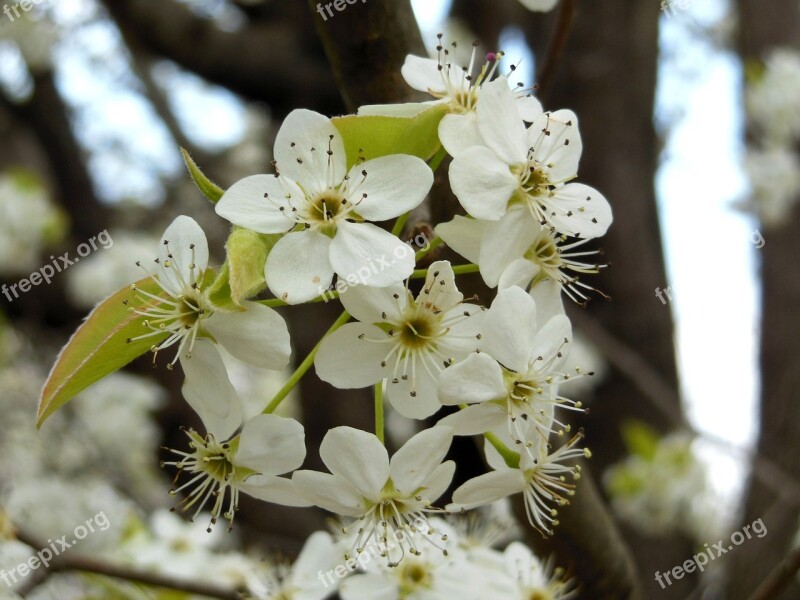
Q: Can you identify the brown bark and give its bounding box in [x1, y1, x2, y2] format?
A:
[729, 3, 800, 599]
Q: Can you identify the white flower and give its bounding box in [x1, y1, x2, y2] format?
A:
[251, 531, 339, 600]
[449, 77, 611, 239]
[360, 43, 543, 158]
[293, 426, 455, 566]
[501, 542, 573, 599]
[518, 0, 560, 12]
[743, 145, 800, 227]
[746, 48, 800, 145]
[163, 342, 309, 530]
[448, 430, 588, 536]
[438, 286, 582, 450]
[216, 109, 433, 304]
[128, 215, 291, 373]
[436, 209, 607, 303]
[314, 261, 484, 419]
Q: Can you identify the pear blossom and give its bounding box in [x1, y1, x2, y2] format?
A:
[293, 426, 456, 566]
[448, 430, 588, 535]
[163, 340, 309, 530]
[359, 40, 543, 157]
[438, 286, 583, 450]
[314, 261, 483, 419]
[436, 208, 606, 303]
[215, 109, 433, 304]
[128, 215, 291, 372]
[746, 48, 800, 145]
[501, 542, 574, 599]
[449, 77, 611, 239]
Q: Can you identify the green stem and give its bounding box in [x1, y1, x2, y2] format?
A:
[484, 432, 521, 469]
[259, 289, 338, 308]
[374, 381, 385, 444]
[391, 212, 410, 237]
[429, 145, 448, 172]
[415, 236, 443, 262]
[410, 263, 479, 279]
[263, 311, 351, 414]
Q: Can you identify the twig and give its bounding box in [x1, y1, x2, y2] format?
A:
[536, 0, 577, 100]
[13, 528, 242, 600]
[746, 545, 800, 600]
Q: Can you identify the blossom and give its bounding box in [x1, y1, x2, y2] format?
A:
[449, 76, 611, 239]
[216, 109, 433, 304]
[438, 286, 582, 450]
[127, 215, 291, 372]
[436, 209, 607, 303]
[360, 40, 542, 157]
[293, 426, 455, 566]
[314, 261, 483, 419]
[742, 145, 800, 228]
[448, 429, 588, 535]
[746, 48, 800, 145]
[501, 542, 574, 599]
[163, 340, 309, 530]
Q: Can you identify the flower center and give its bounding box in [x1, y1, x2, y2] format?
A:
[520, 162, 552, 196]
[306, 191, 348, 234]
[524, 233, 563, 273]
[398, 561, 433, 594]
[451, 88, 479, 113]
[398, 312, 438, 350]
[527, 591, 553, 600]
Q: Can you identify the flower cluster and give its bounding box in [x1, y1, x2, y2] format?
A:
[743, 48, 800, 226]
[37, 36, 613, 589]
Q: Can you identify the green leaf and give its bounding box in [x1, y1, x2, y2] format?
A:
[332, 104, 448, 169]
[207, 228, 281, 309]
[180, 147, 224, 203]
[37, 278, 170, 427]
[620, 420, 661, 461]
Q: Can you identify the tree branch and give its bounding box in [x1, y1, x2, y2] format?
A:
[746, 545, 800, 600]
[536, 0, 577, 100]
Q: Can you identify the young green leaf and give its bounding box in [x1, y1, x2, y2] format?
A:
[37, 278, 169, 427]
[180, 147, 224, 203]
[620, 420, 661, 461]
[332, 104, 448, 169]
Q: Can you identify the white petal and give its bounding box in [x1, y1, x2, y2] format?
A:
[386, 368, 442, 420]
[329, 222, 415, 287]
[438, 403, 507, 436]
[320, 427, 389, 499]
[389, 427, 453, 496]
[435, 216, 487, 264]
[358, 101, 440, 117]
[484, 436, 510, 471]
[498, 258, 540, 290]
[448, 470, 526, 511]
[416, 260, 462, 312]
[180, 340, 242, 440]
[274, 109, 346, 192]
[291, 531, 338, 582]
[348, 155, 433, 221]
[401, 54, 451, 94]
[339, 282, 407, 324]
[516, 95, 544, 122]
[341, 573, 398, 600]
[439, 113, 484, 157]
[314, 323, 389, 388]
[480, 286, 538, 373]
[420, 460, 456, 502]
[239, 474, 311, 507]
[215, 175, 297, 234]
[438, 303, 484, 355]
[450, 146, 517, 220]
[529, 109, 582, 182]
[479, 207, 540, 287]
[529, 314, 572, 371]
[292, 470, 366, 516]
[236, 414, 306, 475]
[204, 301, 291, 370]
[265, 230, 334, 304]
[545, 183, 613, 239]
[476, 77, 528, 165]
[158, 216, 209, 297]
[437, 353, 506, 405]
[529, 279, 565, 323]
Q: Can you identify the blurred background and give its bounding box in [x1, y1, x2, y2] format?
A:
[0, 0, 798, 598]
